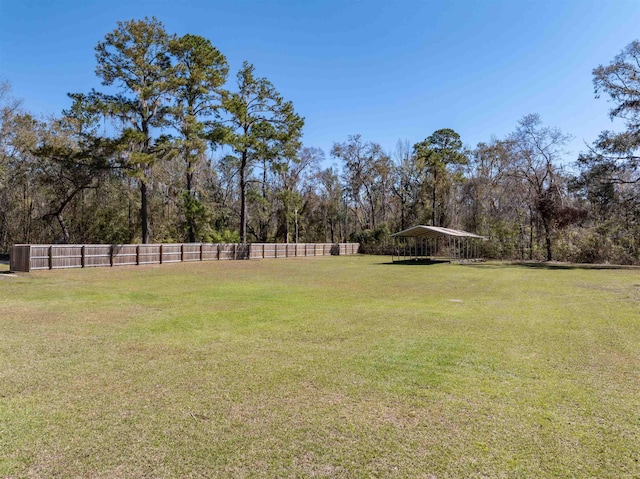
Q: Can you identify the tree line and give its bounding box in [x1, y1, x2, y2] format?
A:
[1, 18, 638, 263]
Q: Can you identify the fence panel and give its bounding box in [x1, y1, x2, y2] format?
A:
[182, 243, 201, 262]
[160, 244, 181, 263]
[138, 245, 161, 265]
[249, 244, 262, 259]
[263, 244, 276, 259]
[112, 245, 137, 266]
[31, 245, 52, 270]
[10, 242, 359, 272]
[236, 244, 249, 260]
[51, 245, 82, 269]
[84, 245, 111, 267]
[201, 243, 218, 261]
[218, 244, 235, 260]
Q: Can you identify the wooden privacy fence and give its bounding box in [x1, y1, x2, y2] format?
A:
[9, 242, 360, 272]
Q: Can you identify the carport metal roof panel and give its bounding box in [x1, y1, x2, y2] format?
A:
[390, 225, 485, 240]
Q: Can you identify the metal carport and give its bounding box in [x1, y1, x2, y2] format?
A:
[390, 225, 485, 263]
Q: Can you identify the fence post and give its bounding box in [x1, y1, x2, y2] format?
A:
[109, 245, 114, 267]
[181, 244, 184, 262]
[48, 245, 53, 270]
[136, 245, 140, 265]
[81, 245, 86, 268]
[159, 244, 163, 264]
[200, 243, 203, 261]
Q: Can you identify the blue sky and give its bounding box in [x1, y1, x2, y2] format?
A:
[1, 0, 639, 167]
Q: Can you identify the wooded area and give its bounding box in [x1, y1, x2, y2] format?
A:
[1, 18, 638, 263]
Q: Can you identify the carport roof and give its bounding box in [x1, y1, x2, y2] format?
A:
[390, 225, 485, 240]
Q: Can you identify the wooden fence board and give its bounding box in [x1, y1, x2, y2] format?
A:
[182, 243, 201, 262]
[201, 244, 218, 261]
[112, 245, 137, 266]
[161, 244, 181, 263]
[51, 245, 82, 269]
[138, 245, 161, 265]
[30, 245, 52, 270]
[84, 245, 112, 267]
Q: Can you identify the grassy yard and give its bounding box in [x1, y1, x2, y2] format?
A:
[1, 256, 639, 478]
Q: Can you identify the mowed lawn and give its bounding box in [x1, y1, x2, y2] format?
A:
[1, 256, 639, 478]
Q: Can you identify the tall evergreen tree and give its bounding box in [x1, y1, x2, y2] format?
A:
[218, 62, 304, 243]
[413, 129, 467, 227]
[170, 34, 228, 242]
[88, 17, 178, 243]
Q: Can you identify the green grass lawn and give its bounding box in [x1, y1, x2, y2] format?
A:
[1, 256, 639, 478]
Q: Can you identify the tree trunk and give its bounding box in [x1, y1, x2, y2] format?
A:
[56, 213, 70, 244]
[239, 153, 248, 244]
[529, 218, 534, 261]
[431, 170, 438, 226]
[127, 179, 135, 243]
[542, 218, 553, 261]
[260, 160, 268, 242]
[140, 179, 149, 244]
[285, 207, 290, 244]
[186, 166, 196, 243]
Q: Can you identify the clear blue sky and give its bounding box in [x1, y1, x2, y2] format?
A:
[1, 0, 639, 167]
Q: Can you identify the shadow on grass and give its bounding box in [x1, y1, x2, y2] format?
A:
[377, 258, 639, 270]
[0, 257, 11, 274]
[467, 261, 639, 271]
[379, 259, 451, 266]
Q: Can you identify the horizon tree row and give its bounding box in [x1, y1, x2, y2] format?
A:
[0, 20, 638, 263]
